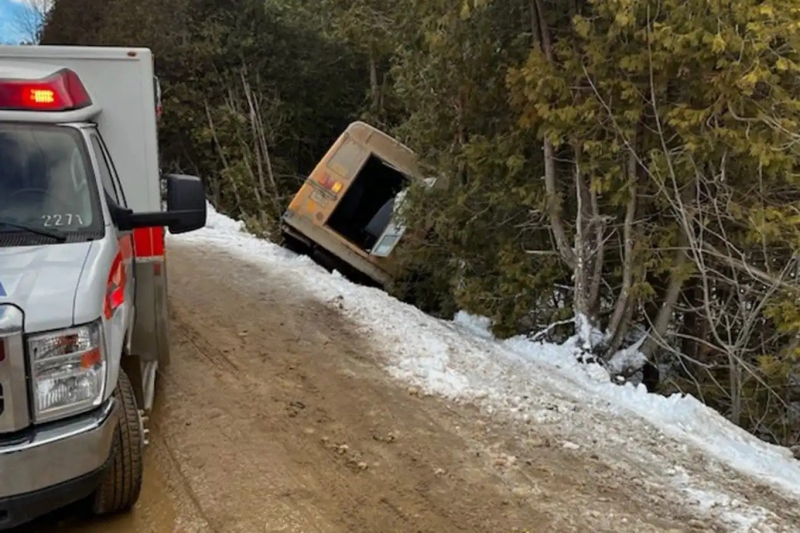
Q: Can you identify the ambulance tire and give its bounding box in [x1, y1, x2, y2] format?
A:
[92, 370, 144, 516]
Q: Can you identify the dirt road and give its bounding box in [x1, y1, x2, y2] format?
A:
[20, 243, 700, 532]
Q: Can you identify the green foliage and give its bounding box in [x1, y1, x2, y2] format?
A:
[389, 0, 800, 444]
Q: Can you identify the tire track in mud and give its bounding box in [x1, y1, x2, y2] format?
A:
[163, 299, 474, 532]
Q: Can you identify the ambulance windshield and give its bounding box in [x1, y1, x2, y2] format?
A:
[0, 123, 102, 237]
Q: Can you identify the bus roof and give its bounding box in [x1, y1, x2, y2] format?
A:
[344, 121, 420, 179]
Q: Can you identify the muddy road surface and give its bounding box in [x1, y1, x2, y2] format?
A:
[19, 243, 698, 533]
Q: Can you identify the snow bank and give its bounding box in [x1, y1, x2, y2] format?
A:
[172, 203, 800, 527]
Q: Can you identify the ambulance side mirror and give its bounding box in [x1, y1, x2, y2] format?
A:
[122, 174, 206, 234]
[163, 174, 207, 234]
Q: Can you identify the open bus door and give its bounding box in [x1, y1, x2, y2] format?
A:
[369, 176, 437, 258]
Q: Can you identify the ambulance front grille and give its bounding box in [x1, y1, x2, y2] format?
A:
[0, 307, 27, 433]
[0, 333, 4, 418]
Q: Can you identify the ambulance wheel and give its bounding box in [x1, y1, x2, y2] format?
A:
[92, 370, 144, 515]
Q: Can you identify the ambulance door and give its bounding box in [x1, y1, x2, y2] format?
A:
[88, 133, 136, 352]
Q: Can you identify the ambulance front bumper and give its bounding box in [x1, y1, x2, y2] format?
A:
[0, 398, 119, 529]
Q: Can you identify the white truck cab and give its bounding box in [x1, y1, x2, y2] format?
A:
[0, 46, 206, 528]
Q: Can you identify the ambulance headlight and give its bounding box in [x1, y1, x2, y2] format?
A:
[28, 320, 107, 423]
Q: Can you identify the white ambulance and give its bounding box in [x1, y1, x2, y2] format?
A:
[0, 46, 206, 528]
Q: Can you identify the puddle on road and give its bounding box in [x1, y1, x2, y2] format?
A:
[17, 453, 179, 533]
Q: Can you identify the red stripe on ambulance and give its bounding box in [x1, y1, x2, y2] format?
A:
[133, 227, 165, 257]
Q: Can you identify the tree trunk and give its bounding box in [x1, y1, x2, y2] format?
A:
[587, 180, 604, 317]
[606, 134, 638, 353]
[641, 229, 690, 358]
[204, 99, 244, 217]
[531, 0, 575, 269]
[369, 50, 380, 113]
[527, 0, 541, 46]
[680, 277, 705, 366]
[573, 148, 589, 322]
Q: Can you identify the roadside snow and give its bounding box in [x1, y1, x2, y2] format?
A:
[171, 204, 800, 531]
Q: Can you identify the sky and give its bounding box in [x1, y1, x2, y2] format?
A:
[0, 0, 45, 44]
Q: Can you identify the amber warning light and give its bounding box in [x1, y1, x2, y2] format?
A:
[0, 68, 92, 112]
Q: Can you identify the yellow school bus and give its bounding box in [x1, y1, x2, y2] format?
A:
[280, 121, 421, 286]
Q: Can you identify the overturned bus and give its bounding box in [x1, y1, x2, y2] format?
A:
[280, 121, 424, 286]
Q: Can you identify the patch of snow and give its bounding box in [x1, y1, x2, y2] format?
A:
[172, 203, 800, 530]
[452, 311, 494, 339]
[605, 337, 647, 376]
[682, 485, 772, 531]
